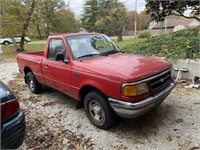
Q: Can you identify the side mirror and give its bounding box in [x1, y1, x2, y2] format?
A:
[55, 53, 64, 61]
[64, 58, 69, 64]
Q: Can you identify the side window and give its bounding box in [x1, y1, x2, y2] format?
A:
[48, 39, 66, 60]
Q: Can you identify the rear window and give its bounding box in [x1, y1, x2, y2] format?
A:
[0, 82, 15, 103]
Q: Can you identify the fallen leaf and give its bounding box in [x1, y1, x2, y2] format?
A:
[166, 135, 173, 141]
[175, 118, 184, 123]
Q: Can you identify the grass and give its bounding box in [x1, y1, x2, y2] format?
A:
[1, 37, 142, 59]
[1, 41, 46, 58]
[110, 37, 144, 49]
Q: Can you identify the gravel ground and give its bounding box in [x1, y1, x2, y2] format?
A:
[0, 61, 200, 150]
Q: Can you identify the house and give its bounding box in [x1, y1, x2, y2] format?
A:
[149, 17, 200, 36]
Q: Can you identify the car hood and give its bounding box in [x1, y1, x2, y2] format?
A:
[77, 53, 172, 82]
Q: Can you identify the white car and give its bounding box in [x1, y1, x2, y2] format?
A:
[0, 37, 31, 46]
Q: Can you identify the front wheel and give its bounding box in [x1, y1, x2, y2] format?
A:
[26, 72, 42, 94]
[84, 91, 118, 129]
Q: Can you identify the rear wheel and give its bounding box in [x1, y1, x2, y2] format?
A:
[26, 72, 42, 94]
[3, 41, 9, 46]
[84, 91, 118, 129]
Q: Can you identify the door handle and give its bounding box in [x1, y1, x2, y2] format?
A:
[44, 64, 48, 68]
[73, 72, 80, 77]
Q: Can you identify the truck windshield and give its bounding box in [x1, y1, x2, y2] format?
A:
[66, 34, 120, 59]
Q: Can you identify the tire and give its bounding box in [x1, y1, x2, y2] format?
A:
[84, 91, 118, 129]
[26, 72, 42, 94]
[3, 41, 9, 46]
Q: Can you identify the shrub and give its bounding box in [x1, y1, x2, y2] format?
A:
[122, 27, 200, 61]
[138, 31, 151, 38]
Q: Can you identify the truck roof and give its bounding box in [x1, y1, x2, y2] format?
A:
[48, 33, 102, 38]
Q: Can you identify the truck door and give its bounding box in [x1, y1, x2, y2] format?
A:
[42, 38, 72, 97]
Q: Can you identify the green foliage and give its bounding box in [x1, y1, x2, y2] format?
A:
[1, 0, 78, 40]
[138, 31, 151, 38]
[1, 0, 37, 51]
[81, 0, 99, 32]
[31, 0, 78, 38]
[145, 1, 200, 22]
[81, 0, 127, 39]
[122, 27, 200, 61]
[1, 0, 34, 37]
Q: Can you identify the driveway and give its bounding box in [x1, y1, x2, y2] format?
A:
[0, 61, 200, 150]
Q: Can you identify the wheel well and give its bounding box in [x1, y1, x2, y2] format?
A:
[3, 40, 10, 44]
[24, 67, 32, 83]
[24, 66, 32, 75]
[79, 86, 107, 105]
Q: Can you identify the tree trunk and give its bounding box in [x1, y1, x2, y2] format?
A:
[11, 37, 19, 51]
[117, 28, 123, 42]
[36, 24, 42, 39]
[19, 0, 37, 52]
[19, 33, 25, 52]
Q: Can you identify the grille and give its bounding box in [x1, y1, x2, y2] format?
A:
[148, 70, 171, 92]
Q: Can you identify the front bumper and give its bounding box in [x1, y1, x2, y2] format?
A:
[108, 82, 176, 118]
[1, 109, 26, 149]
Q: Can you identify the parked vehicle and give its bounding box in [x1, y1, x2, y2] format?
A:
[16, 33, 176, 129]
[0, 81, 26, 149]
[0, 36, 31, 46]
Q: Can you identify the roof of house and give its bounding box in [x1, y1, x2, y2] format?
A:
[152, 18, 196, 29]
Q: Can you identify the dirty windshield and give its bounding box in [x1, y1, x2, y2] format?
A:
[66, 34, 119, 59]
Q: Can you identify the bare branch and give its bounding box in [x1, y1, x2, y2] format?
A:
[174, 10, 200, 22]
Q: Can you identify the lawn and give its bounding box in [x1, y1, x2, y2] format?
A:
[110, 37, 144, 49]
[0, 41, 46, 58]
[0, 37, 142, 59]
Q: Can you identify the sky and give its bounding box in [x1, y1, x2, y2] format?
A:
[65, 0, 146, 17]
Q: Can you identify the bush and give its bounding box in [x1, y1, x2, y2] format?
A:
[138, 31, 151, 38]
[122, 27, 200, 61]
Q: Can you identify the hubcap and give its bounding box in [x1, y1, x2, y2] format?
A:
[88, 100, 105, 123]
[4, 42, 9, 46]
[28, 78, 34, 91]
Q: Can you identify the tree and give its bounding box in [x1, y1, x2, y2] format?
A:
[145, 1, 200, 22]
[127, 10, 151, 30]
[95, 6, 127, 41]
[30, 0, 78, 38]
[81, 0, 99, 32]
[81, 0, 127, 41]
[53, 9, 78, 33]
[36, 0, 65, 37]
[137, 10, 151, 30]
[127, 11, 138, 31]
[1, 0, 37, 51]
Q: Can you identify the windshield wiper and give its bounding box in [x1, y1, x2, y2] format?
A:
[103, 50, 119, 55]
[76, 54, 100, 59]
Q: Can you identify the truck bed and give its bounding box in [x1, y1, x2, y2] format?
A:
[23, 51, 44, 56]
[16, 51, 44, 84]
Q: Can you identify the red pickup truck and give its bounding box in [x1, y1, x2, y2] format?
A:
[17, 33, 175, 129]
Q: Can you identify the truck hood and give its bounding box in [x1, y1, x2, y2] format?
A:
[78, 53, 171, 82]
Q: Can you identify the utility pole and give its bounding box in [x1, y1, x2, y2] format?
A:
[134, 0, 137, 38]
[164, 16, 167, 34]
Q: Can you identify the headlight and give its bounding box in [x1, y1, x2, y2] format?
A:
[122, 82, 149, 97]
